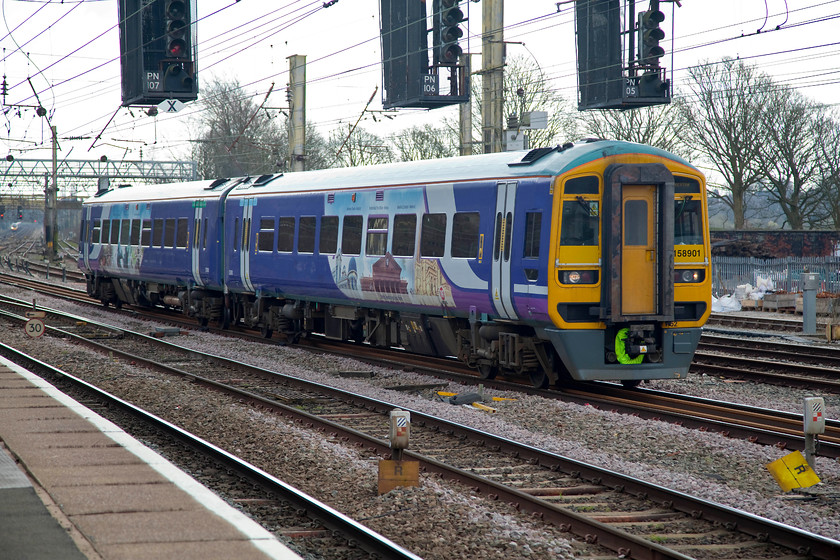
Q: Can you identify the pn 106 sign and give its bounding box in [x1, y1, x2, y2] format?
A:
[422, 75, 438, 96]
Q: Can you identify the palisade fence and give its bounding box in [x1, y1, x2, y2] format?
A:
[711, 256, 840, 296]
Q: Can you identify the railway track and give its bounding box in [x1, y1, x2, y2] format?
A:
[2, 276, 839, 459]
[0, 300, 837, 560]
[706, 312, 826, 333]
[693, 333, 840, 391]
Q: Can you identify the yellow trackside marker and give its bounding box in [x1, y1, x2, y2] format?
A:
[471, 402, 496, 413]
[436, 391, 458, 397]
[766, 450, 821, 492]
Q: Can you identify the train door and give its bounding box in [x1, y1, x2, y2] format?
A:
[191, 201, 205, 286]
[492, 181, 518, 319]
[238, 198, 256, 292]
[621, 185, 657, 314]
[81, 205, 92, 270]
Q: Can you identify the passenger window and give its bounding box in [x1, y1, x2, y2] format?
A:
[141, 220, 151, 247]
[258, 218, 275, 252]
[420, 213, 446, 257]
[320, 216, 338, 254]
[559, 199, 598, 246]
[451, 212, 479, 258]
[130, 219, 141, 246]
[120, 220, 131, 245]
[342, 215, 362, 255]
[110, 220, 120, 244]
[523, 212, 542, 258]
[101, 220, 110, 245]
[298, 217, 316, 253]
[164, 219, 176, 248]
[193, 219, 201, 249]
[176, 218, 189, 248]
[366, 216, 388, 256]
[92, 219, 101, 244]
[392, 214, 416, 257]
[277, 217, 295, 252]
[152, 219, 164, 248]
[202, 218, 208, 249]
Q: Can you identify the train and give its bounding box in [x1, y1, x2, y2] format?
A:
[77, 139, 711, 388]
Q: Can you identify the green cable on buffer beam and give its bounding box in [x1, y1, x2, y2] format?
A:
[614, 327, 644, 364]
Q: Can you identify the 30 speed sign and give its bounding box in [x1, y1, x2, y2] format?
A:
[25, 318, 45, 338]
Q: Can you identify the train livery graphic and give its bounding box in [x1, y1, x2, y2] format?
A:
[78, 140, 711, 388]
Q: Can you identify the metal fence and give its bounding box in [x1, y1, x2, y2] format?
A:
[711, 256, 840, 296]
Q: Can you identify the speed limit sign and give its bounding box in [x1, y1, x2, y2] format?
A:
[25, 318, 45, 338]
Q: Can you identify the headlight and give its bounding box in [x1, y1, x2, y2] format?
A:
[675, 269, 705, 283]
[560, 270, 599, 284]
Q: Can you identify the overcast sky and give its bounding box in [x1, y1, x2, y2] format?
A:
[0, 0, 836, 181]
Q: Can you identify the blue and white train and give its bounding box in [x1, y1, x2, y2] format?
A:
[78, 139, 712, 387]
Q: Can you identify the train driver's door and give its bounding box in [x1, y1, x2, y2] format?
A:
[621, 185, 656, 315]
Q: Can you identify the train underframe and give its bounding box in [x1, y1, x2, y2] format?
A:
[86, 274, 693, 388]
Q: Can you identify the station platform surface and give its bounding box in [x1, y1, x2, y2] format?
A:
[0, 356, 301, 559]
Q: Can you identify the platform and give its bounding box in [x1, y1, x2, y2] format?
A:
[0, 356, 301, 559]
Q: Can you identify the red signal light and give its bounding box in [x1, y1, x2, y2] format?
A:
[168, 39, 187, 58]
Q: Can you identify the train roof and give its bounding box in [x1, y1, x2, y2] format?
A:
[85, 139, 697, 205]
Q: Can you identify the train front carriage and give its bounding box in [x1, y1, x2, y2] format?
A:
[544, 147, 710, 385]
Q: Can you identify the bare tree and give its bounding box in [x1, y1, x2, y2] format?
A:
[452, 54, 578, 151]
[190, 78, 287, 178]
[577, 96, 695, 161]
[756, 87, 823, 229]
[327, 126, 393, 167]
[815, 110, 840, 229]
[681, 58, 771, 229]
[391, 124, 457, 161]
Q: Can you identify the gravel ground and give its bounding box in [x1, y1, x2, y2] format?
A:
[3, 282, 840, 557]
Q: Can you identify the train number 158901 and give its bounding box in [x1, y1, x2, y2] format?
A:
[675, 248, 702, 258]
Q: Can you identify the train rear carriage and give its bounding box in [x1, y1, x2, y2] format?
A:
[78, 177, 240, 320]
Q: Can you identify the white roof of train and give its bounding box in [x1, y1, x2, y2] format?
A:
[84, 140, 694, 205]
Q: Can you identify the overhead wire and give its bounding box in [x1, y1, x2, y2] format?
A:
[1, 1, 839, 159]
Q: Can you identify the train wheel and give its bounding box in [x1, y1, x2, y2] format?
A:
[529, 369, 549, 389]
[260, 326, 273, 339]
[478, 364, 497, 380]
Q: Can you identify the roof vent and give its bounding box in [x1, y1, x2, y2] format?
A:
[253, 173, 280, 186]
[508, 146, 558, 167]
[205, 178, 229, 190]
